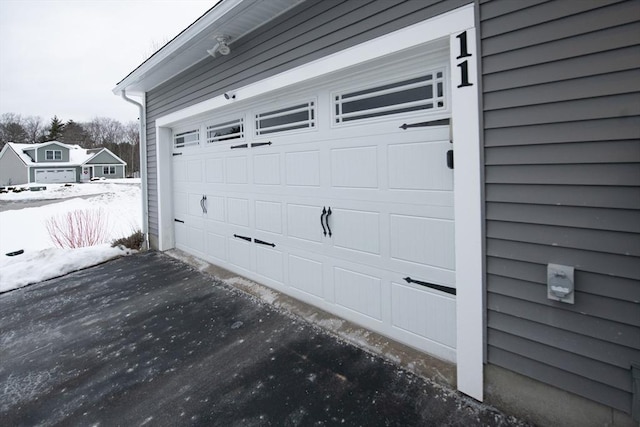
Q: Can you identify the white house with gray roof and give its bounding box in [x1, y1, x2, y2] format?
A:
[0, 141, 127, 185]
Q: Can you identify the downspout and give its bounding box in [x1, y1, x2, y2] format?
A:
[120, 90, 150, 250]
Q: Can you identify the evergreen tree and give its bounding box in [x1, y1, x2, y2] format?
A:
[60, 120, 89, 145]
[46, 116, 65, 141]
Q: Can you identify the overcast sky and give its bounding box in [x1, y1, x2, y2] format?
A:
[0, 0, 216, 125]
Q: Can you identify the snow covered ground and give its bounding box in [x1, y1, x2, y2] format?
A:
[0, 179, 142, 292]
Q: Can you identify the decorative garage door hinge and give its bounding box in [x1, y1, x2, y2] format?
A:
[233, 234, 276, 247]
[399, 118, 450, 130]
[174, 219, 185, 223]
[403, 276, 456, 295]
[172, 152, 183, 156]
[251, 141, 272, 148]
[230, 142, 272, 149]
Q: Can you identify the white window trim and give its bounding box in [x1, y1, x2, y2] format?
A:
[155, 3, 483, 401]
[45, 150, 62, 160]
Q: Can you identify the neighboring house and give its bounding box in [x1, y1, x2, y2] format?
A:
[113, 1, 639, 425]
[0, 141, 127, 185]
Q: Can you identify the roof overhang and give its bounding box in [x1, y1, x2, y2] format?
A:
[112, 0, 304, 96]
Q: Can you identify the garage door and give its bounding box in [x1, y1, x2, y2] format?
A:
[35, 169, 76, 183]
[172, 48, 457, 360]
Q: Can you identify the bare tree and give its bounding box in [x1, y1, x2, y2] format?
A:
[23, 116, 46, 143]
[83, 117, 125, 147]
[0, 113, 27, 149]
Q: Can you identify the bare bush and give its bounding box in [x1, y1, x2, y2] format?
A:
[111, 229, 144, 250]
[46, 209, 110, 248]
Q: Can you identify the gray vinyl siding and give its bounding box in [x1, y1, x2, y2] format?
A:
[0, 146, 28, 185]
[144, 0, 469, 239]
[36, 144, 70, 163]
[86, 150, 124, 165]
[480, 0, 640, 415]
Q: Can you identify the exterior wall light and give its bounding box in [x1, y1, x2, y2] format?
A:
[207, 35, 231, 57]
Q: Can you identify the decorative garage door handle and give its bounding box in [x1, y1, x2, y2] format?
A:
[399, 118, 450, 130]
[320, 206, 333, 237]
[321, 207, 327, 236]
[200, 195, 208, 214]
[403, 277, 456, 295]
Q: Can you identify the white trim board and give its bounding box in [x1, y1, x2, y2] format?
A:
[155, 2, 483, 401]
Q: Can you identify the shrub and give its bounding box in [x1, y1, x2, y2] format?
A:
[46, 209, 109, 249]
[111, 230, 144, 250]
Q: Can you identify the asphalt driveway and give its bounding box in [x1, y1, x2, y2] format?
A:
[0, 252, 526, 426]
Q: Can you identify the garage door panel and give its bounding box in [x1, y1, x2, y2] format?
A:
[391, 281, 456, 349]
[227, 197, 250, 227]
[285, 150, 320, 186]
[187, 159, 203, 183]
[228, 237, 252, 271]
[205, 158, 224, 183]
[256, 246, 285, 284]
[331, 208, 380, 255]
[173, 160, 187, 182]
[205, 195, 225, 222]
[226, 156, 248, 184]
[206, 231, 227, 262]
[287, 203, 323, 243]
[289, 254, 324, 299]
[331, 146, 378, 189]
[174, 192, 187, 216]
[255, 200, 282, 234]
[187, 226, 205, 254]
[334, 267, 382, 321]
[390, 214, 455, 270]
[254, 153, 281, 185]
[388, 141, 453, 191]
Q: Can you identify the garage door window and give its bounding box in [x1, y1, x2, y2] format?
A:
[255, 101, 315, 135]
[207, 118, 244, 143]
[334, 70, 446, 123]
[174, 129, 200, 149]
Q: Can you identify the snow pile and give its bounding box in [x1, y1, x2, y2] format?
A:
[0, 180, 142, 293]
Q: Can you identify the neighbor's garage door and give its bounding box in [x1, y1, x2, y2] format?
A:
[172, 48, 457, 360]
[35, 169, 76, 183]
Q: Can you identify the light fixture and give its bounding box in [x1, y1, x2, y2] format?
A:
[207, 35, 231, 57]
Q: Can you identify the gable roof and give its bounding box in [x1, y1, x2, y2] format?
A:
[84, 147, 127, 165]
[1, 142, 126, 167]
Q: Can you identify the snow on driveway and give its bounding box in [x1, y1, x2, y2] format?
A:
[0, 180, 142, 292]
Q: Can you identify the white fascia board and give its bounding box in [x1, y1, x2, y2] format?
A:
[112, 0, 247, 95]
[157, 3, 475, 127]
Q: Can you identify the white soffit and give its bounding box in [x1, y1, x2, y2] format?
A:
[113, 0, 304, 96]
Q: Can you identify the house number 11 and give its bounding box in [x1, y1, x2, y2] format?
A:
[456, 31, 473, 88]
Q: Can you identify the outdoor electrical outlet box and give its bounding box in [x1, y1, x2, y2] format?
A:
[547, 264, 575, 304]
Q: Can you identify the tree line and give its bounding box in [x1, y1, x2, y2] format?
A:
[0, 113, 140, 175]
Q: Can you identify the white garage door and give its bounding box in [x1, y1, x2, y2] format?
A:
[35, 169, 76, 183]
[172, 48, 457, 360]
